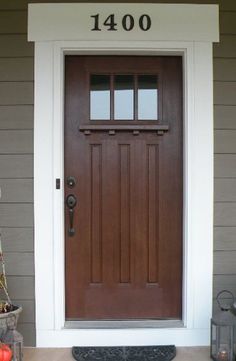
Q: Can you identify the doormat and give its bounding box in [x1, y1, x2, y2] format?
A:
[72, 345, 176, 361]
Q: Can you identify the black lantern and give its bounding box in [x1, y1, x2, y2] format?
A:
[211, 290, 236, 361]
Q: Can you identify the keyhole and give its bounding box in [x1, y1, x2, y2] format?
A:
[67, 176, 76, 188]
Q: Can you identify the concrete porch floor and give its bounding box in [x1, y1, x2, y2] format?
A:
[23, 347, 212, 360]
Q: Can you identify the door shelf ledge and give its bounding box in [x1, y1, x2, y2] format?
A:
[79, 124, 169, 136]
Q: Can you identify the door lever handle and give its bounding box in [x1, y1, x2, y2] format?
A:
[66, 194, 77, 236]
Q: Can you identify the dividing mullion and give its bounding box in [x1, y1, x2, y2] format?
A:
[134, 75, 138, 121]
[110, 74, 114, 121]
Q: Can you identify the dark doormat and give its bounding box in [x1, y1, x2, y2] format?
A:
[72, 345, 176, 361]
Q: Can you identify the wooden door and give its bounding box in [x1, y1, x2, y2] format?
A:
[65, 56, 182, 320]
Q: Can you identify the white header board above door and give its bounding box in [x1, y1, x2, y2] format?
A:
[28, 3, 219, 42]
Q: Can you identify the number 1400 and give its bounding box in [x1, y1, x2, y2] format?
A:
[91, 14, 151, 32]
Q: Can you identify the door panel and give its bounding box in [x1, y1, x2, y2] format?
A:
[64, 56, 182, 320]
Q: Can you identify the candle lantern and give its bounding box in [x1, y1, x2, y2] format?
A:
[2, 313, 23, 361]
[211, 290, 236, 361]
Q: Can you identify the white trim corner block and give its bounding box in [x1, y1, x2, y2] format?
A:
[28, 3, 219, 347]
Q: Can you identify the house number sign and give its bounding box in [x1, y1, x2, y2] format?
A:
[90, 14, 152, 31]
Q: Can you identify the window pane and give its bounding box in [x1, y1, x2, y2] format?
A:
[138, 75, 158, 120]
[114, 75, 134, 120]
[90, 75, 110, 120]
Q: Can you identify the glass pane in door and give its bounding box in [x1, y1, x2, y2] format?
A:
[114, 75, 134, 120]
[138, 75, 158, 120]
[90, 74, 110, 120]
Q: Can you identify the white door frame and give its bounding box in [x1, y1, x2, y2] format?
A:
[29, 4, 219, 347]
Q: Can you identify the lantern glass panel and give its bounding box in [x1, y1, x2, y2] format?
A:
[211, 321, 235, 361]
[211, 322, 217, 359]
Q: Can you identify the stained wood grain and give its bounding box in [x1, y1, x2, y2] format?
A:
[90, 144, 102, 283]
[119, 144, 130, 283]
[65, 56, 182, 320]
[147, 145, 159, 283]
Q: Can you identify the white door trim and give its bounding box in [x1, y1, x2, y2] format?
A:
[30, 4, 218, 347]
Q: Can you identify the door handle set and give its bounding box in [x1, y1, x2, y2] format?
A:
[66, 194, 77, 236]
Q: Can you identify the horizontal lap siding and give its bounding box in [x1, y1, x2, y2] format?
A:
[0, 204, 33, 227]
[214, 59, 236, 81]
[215, 179, 236, 202]
[0, 228, 33, 252]
[0, 0, 234, 346]
[0, 106, 33, 129]
[0, 3, 34, 346]
[215, 227, 236, 251]
[0, 82, 34, 105]
[0, 11, 27, 34]
[0, 35, 33, 57]
[0, 155, 33, 178]
[213, 5, 236, 310]
[0, 59, 34, 81]
[0, 179, 33, 203]
[0, 130, 33, 153]
[214, 105, 236, 129]
[0, 0, 236, 10]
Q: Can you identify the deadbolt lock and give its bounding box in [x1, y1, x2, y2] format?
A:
[67, 176, 76, 188]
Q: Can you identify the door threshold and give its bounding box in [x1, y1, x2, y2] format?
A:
[64, 319, 184, 329]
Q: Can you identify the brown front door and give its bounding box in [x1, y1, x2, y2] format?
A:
[64, 56, 182, 320]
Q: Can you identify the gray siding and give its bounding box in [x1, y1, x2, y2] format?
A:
[0, 0, 235, 346]
[0, 0, 34, 346]
[213, 4, 236, 310]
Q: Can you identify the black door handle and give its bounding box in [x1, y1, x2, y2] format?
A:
[66, 194, 77, 236]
